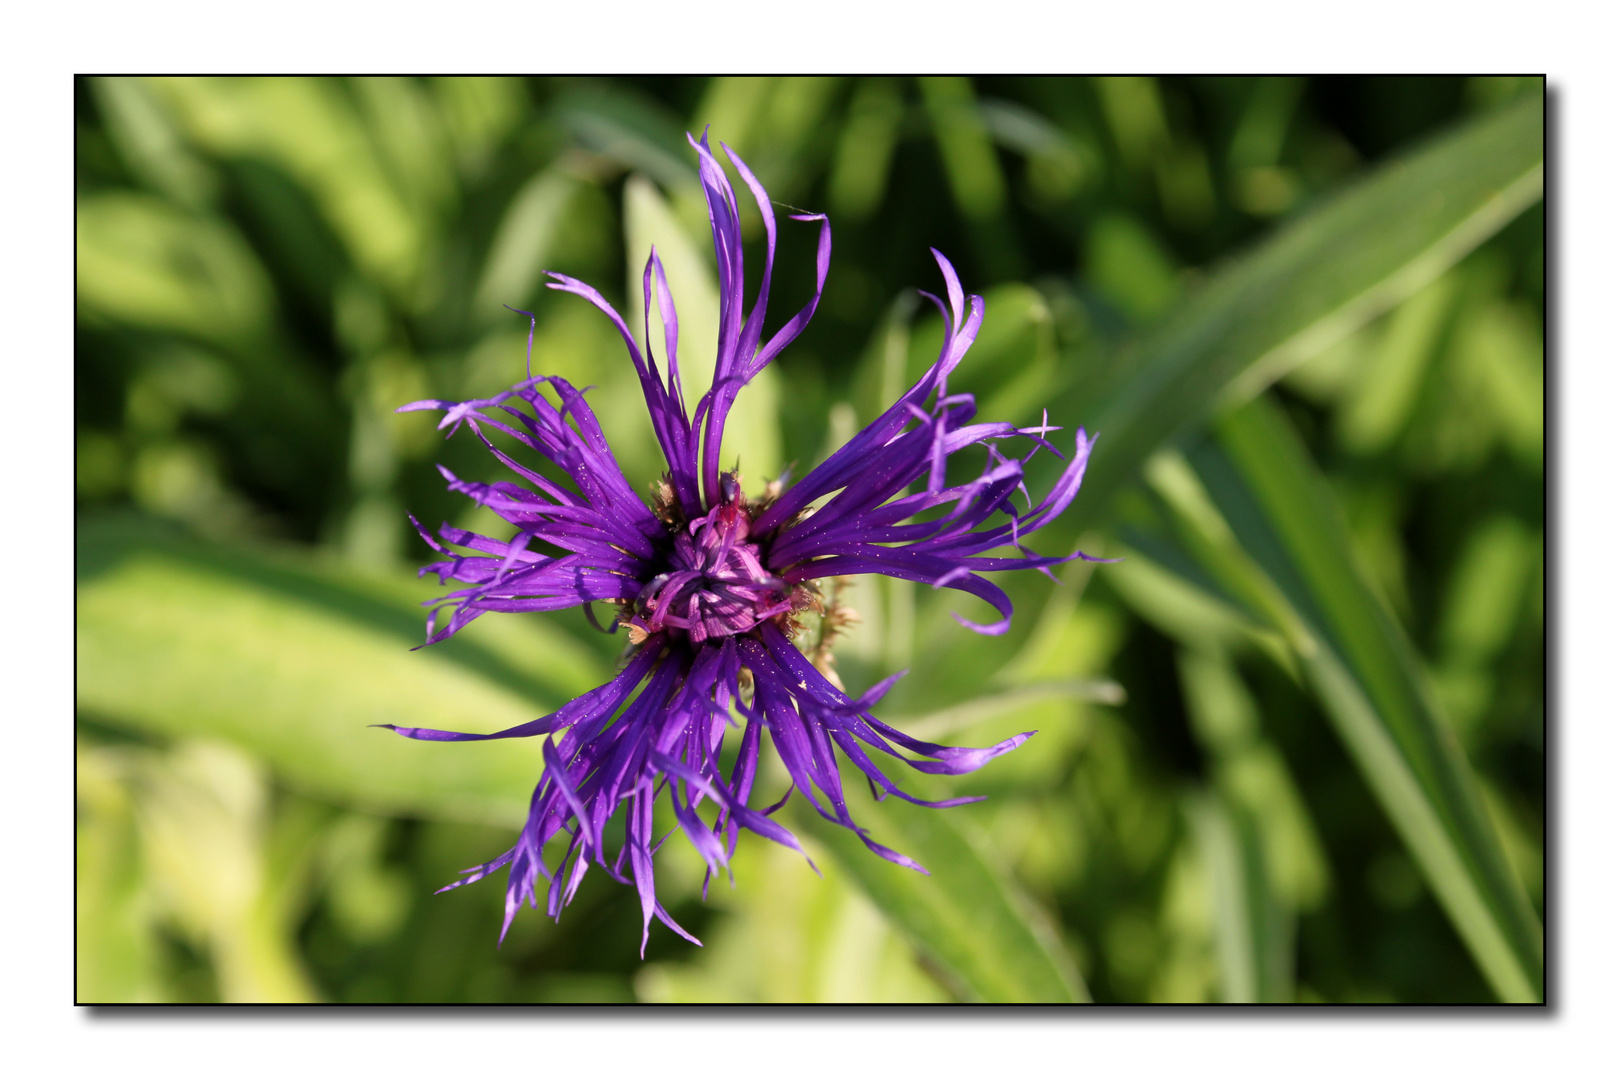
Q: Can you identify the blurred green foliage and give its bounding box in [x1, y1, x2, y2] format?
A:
[76, 76, 1544, 1003]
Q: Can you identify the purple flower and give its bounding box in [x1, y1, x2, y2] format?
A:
[389, 133, 1097, 952]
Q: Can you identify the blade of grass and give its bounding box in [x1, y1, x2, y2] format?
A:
[1185, 788, 1293, 1003]
[1178, 396, 1543, 1002]
[1061, 94, 1543, 525]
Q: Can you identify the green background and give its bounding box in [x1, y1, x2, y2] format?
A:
[75, 76, 1544, 1003]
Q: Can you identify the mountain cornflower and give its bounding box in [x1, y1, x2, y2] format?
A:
[388, 133, 1098, 952]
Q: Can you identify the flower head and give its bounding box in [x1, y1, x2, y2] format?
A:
[389, 133, 1097, 952]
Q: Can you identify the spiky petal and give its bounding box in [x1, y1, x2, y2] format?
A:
[392, 133, 1095, 951]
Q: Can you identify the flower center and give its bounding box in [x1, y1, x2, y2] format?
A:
[628, 485, 797, 645]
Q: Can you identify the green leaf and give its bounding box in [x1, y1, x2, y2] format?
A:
[1176, 647, 1330, 915]
[1175, 645, 1319, 1003]
[1185, 788, 1293, 1003]
[1186, 396, 1543, 1002]
[76, 192, 273, 343]
[552, 83, 696, 191]
[883, 680, 1124, 743]
[1062, 94, 1544, 524]
[473, 166, 582, 322]
[789, 788, 1087, 1003]
[634, 833, 953, 1003]
[76, 516, 611, 827]
[151, 77, 430, 297]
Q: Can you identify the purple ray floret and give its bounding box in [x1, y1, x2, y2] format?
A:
[391, 132, 1098, 953]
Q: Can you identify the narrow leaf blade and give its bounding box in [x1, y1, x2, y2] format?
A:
[1192, 397, 1544, 1002]
[1064, 94, 1543, 524]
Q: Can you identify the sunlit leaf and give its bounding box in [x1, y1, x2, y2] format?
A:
[76, 517, 609, 827]
[790, 784, 1087, 1003]
[636, 835, 950, 1003]
[153, 76, 428, 296]
[473, 166, 582, 320]
[884, 680, 1123, 744]
[76, 193, 272, 342]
